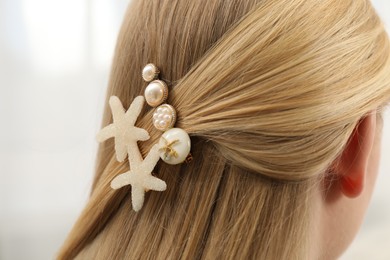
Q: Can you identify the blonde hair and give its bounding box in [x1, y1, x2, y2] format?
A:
[58, 0, 390, 259]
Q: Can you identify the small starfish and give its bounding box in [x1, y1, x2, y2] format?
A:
[111, 143, 166, 212]
[159, 137, 180, 160]
[96, 96, 150, 162]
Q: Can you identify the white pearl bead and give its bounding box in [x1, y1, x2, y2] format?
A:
[159, 128, 191, 165]
[142, 63, 159, 82]
[144, 80, 168, 107]
[159, 120, 167, 127]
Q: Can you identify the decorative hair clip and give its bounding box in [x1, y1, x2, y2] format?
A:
[96, 64, 191, 211]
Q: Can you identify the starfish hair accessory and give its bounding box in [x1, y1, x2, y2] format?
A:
[96, 64, 191, 212]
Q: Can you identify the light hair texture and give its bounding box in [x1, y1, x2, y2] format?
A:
[58, 0, 390, 259]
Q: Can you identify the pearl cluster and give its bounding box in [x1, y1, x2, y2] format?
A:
[142, 63, 191, 165]
[153, 104, 176, 131]
[142, 63, 177, 131]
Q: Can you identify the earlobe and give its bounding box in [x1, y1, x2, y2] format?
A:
[340, 175, 364, 198]
[331, 113, 376, 198]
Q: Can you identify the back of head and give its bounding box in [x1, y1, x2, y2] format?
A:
[59, 0, 390, 259]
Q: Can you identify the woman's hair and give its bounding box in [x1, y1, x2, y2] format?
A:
[58, 0, 390, 259]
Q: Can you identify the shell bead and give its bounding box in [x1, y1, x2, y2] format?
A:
[144, 80, 168, 107]
[158, 128, 191, 165]
[142, 63, 160, 82]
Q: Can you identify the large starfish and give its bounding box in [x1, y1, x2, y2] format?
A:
[96, 96, 150, 162]
[111, 143, 166, 211]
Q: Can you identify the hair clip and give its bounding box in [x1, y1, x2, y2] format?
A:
[96, 64, 191, 212]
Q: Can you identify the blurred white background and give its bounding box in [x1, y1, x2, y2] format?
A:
[0, 1, 389, 259]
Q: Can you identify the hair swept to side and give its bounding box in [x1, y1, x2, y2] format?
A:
[58, 0, 390, 259]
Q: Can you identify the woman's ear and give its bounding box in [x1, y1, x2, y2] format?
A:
[332, 113, 377, 198]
